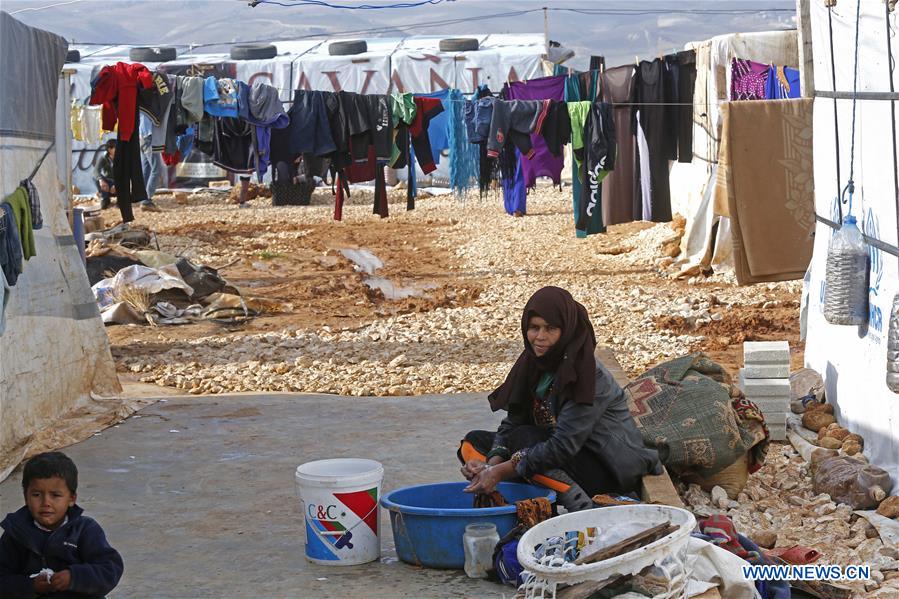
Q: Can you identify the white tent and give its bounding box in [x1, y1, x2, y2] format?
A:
[803, 0, 899, 484]
[671, 30, 799, 273]
[0, 12, 126, 482]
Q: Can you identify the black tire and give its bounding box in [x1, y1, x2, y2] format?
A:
[439, 38, 479, 52]
[328, 40, 367, 56]
[230, 43, 277, 60]
[65, 49, 80, 63]
[129, 46, 177, 63]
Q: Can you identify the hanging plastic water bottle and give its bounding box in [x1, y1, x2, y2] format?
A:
[823, 215, 869, 325]
[887, 293, 899, 393]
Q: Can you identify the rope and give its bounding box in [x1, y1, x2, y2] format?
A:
[841, 0, 863, 218]
[27, 142, 55, 182]
[828, 6, 843, 221]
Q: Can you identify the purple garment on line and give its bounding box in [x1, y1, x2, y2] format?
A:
[730, 58, 769, 101]
[507, 75, 566, 187]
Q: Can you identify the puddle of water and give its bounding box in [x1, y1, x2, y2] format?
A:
[339, 247, 436, 300]
[364, 277, 437, 300]
[339, 248, 383, 275]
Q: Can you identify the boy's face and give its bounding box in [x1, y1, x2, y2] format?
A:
[25, 477, 76, 530]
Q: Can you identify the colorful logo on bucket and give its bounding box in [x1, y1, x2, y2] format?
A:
[305, 487, 378, 561]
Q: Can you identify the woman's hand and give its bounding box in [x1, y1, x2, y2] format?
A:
[461, 459, 486, 480]
[464, 465, 500, 494]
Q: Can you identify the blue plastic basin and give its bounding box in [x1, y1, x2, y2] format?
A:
[380, 481, 556, 569]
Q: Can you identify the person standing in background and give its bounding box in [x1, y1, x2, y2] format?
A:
[138, 113, 162, 212]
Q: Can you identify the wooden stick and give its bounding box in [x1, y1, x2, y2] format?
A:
[574, 521, 675, 565]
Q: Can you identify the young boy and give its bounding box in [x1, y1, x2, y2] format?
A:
[0, 452, 124, 597]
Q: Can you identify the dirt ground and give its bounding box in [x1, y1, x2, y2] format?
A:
[99, 184, 802, 394]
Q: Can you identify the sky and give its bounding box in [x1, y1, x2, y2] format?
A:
[4, 0, 797, 70]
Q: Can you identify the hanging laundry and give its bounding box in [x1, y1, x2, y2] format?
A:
[507, 75, 566, 188]
[676, 50, 697, 162]
[447, 88, 479, 198]
[417, 89, 450, 166]
[212, 117, 255, 175]
[81, 105, 106, 144]
[71, 102, 84, 142]
[575, 102, 616, 235]
[239, 81, 289, 180]
[539, 101, 571, 159]
[764, 65, 800, 99]
[388, 92, 416, 169]
[410, 97, 444, 174]
[501, 150, 526, 216]
[601, 65, 637, 224]
[362, 94, 392, 163]
[3, 187, 34, 260]
[287, 90, 337, 158]
[203, 76, 239, 118]
[0, 202, 23, 285]
[90, 62, 153, 222]
[730, 58, 770, 101]
[0, 269, 9, 337]
[138, 70, 174, 153]
[485, 99, 550, 159]
[89, 61, 154, 141]
[562, 70, 588, 236]
[19, 178, 41, 231]
[634, 59, 673, 222]
[175, 75, 205, 124]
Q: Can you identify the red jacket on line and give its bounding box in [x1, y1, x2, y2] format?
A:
[89, 62, 154, 141]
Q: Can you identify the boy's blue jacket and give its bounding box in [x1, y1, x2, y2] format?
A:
[0, 505, 123, 598]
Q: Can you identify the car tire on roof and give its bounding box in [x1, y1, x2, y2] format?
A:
[439, 38, 479, 52]
[129, 46, 178, 63]
[230, 43, 278, 60]
[65, 49, 80, 63]
[328, 40, 368, 56]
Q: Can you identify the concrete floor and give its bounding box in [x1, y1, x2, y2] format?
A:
[0, 393, 522, 598]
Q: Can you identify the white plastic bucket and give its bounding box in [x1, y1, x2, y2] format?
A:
[517, 505, 696, 599]
[295, 458, 384, 565]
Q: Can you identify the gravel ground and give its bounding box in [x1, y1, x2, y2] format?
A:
[107, 184, 802, 396]
[681, 443, 899, 597]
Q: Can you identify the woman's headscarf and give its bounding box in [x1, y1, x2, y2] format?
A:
[488, 286, 597, 411]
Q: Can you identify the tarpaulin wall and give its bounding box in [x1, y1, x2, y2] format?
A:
[0, 11, 121, 482]
[804, 0, 899, 485]
[671, 30, 799, 273]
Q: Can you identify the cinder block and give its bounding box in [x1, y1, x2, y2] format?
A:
[741, 364, 790, 379]
[739, 373, 791, 397]
[744, 341, 790, 365]
[748, 395, 790, 414]
[767, 422, 787, 441]
[761, 412, 787, 426]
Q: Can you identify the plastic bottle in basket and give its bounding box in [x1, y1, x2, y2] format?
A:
[888, 293, 899, 393]
[463, 523, 499, 578]
[823, 215, 869, 325]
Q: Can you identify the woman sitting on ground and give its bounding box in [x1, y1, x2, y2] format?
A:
[459, 286, 662, 511]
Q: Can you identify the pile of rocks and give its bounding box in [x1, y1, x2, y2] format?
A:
[681, 443, 899, 597]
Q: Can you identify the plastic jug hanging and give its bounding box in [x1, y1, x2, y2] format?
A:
[887, 293, 899, 393]
[823, 215, 869, 326]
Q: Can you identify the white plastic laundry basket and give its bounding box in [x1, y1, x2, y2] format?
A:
[517, 505, 696, 598]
